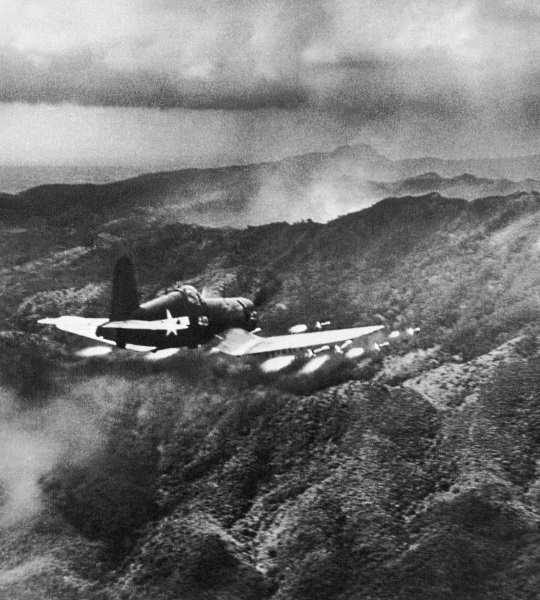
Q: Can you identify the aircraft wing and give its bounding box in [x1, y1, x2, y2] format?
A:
[101, 316, 190, 332]
[213, 325, 385, 356]
[38, 316, 156, 352]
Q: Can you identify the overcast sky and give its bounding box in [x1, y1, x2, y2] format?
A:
[1, 0, 539, 165]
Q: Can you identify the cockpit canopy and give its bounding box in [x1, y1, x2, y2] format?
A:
[173, 285, 202, 307]
[136, 285, 203, 319]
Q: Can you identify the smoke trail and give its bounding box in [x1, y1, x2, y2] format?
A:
[0, 375, 127, 528]
[0, 388, 60, 526]
[0, 422, 61, 526]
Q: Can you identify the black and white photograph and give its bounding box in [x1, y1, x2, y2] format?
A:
[2, 1, 540, 598]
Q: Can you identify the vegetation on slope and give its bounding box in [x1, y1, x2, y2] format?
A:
[7, 190, 540, 361]
[3, 190, 540, 598]
[4, 341, 537, 600]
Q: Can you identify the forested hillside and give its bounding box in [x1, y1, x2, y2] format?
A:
[3, 191, 540, 598]
[6, 190, 540, 360]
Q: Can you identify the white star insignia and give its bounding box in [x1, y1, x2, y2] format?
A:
[165, 309, 181, 336]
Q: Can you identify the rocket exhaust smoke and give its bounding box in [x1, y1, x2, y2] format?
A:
[0, 375, 127, 528]
[0, 389, 61, 526]
[0, 423, 61, 527]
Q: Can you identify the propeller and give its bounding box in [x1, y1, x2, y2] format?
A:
[252, 276, 283, 308]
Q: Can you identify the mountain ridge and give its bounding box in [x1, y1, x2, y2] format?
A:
[2, 143, 540, 229]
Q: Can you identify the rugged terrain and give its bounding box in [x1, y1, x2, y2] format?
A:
[2, 144, 540, 228]
[3, 163, 540, 597]
[374, 172, 540, 202]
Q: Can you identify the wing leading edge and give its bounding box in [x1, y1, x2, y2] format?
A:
[213, 325, 385, 356]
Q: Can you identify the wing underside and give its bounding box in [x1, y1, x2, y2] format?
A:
[38, 316, 156, 352]
[213, 325, 385, 356]
[40, 316, 386, 357]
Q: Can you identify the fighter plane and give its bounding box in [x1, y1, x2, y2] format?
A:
[38, 256, 390, 357]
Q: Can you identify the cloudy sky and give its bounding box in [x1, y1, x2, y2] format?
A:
[1, 0, 539, 165]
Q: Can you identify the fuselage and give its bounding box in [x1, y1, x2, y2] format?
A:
[96, 285, 258, 349]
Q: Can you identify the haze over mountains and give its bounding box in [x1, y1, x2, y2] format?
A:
[0, 165, 154, 195]
[1, 143, 540, 228]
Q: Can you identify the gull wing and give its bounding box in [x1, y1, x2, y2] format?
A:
[38, 316, 155, 352]
[213, 325, 385, 356]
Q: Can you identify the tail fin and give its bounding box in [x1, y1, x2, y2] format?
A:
[110, 256, 140, 321]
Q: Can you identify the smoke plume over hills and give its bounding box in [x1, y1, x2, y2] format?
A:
[2, 143, 540, 228]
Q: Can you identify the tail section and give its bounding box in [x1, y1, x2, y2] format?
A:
[110, 256, 140, 321]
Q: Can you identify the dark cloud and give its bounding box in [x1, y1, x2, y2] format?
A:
[0, 43, 482, 124]
[301, 51, 477, 122]
[0, 47, 308, 110]
[1, 0, 540, 162]
[0, 0, 537, 124]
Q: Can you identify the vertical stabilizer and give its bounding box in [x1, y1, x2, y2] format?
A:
[110, 256, 140, 321]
